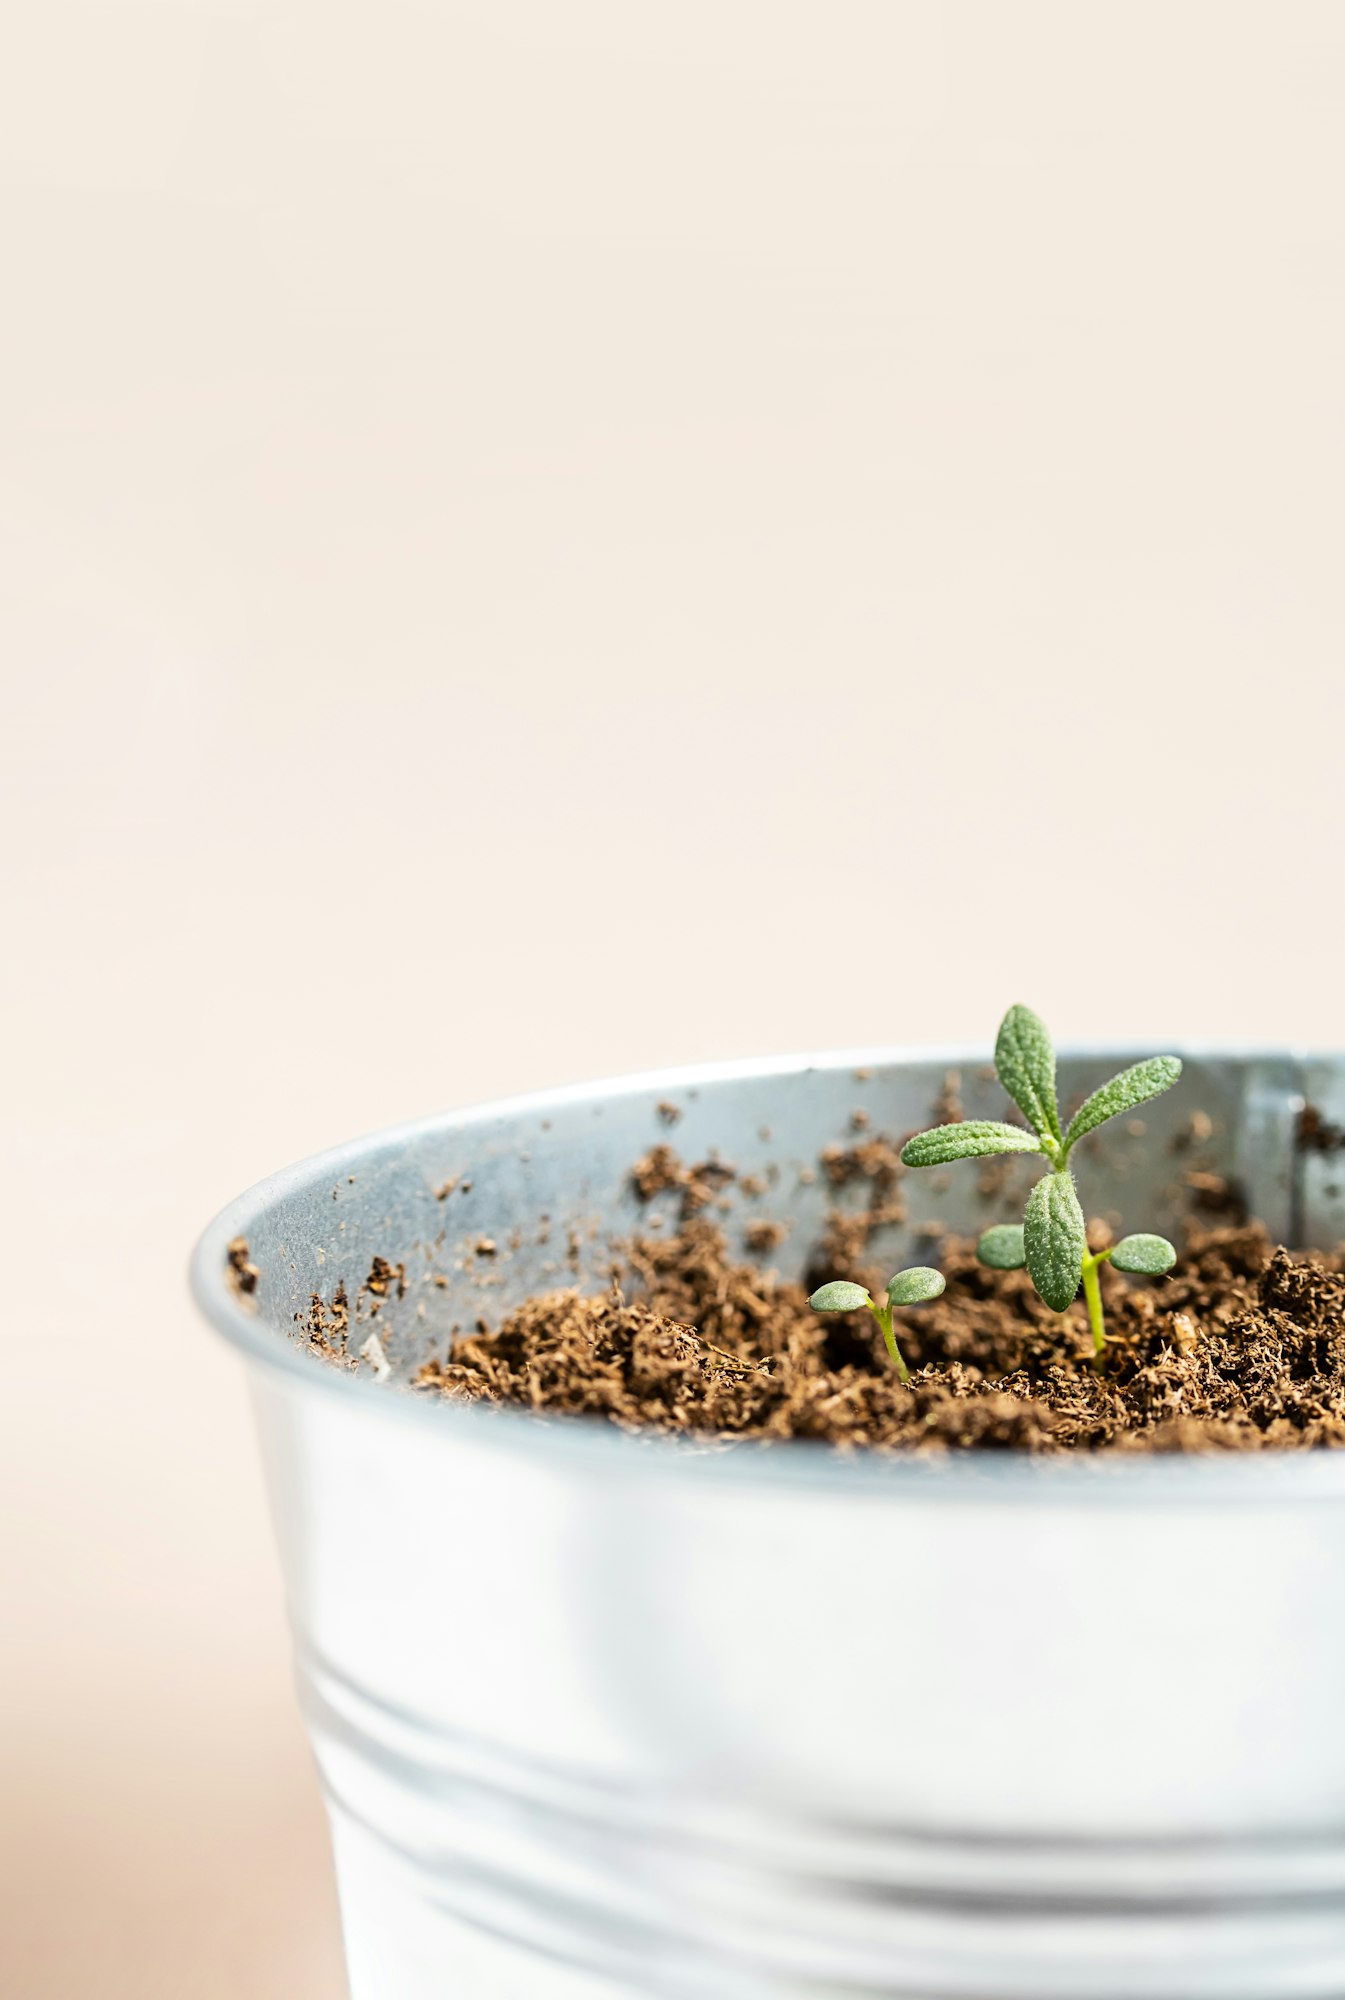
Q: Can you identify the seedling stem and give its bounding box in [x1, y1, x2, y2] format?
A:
[1081, 1251, 1107, 1360]
[875, 1300, 910, 1383]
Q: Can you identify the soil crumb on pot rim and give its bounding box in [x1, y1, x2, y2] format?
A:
[415, 1215, 1345, 1455]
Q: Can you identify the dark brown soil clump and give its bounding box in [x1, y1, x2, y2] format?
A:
[417, 1215, 1345, 1455]
[226, 1236, 259, 1301]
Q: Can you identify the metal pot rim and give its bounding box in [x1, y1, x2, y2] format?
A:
[190, 1040, 1345, 1507]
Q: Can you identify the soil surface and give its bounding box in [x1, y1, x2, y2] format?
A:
[416, 1151, 1345, 1454]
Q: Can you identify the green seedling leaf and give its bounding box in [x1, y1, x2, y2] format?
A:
[809, 1281, 872, 1313]
[887, 1267, 946, 1307]
[1063, 1056, 1183, 1153]
[1110, 1233, 1177, 1276]
[901, 1121, 1043, 1168]
[977, 1223, 1027, 1270]
[1023, 1170, 1087, 1313]
[995, 1004, 1063, 1144]
[893, 1007, 1183, 1362]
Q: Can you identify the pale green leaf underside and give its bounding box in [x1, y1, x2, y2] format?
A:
[901, 1120, 1042, 1168]
[995, 1004, 1062, 1144]
[809, 1280, 871, 1312]
[1111, 1233, 1177, 1276]
[977, 1222, 1027, 1270]
[887, 1266, 946, 1306]
[1063, 1056, 1183, 1152]
[1023, 1170, 1086, 1312]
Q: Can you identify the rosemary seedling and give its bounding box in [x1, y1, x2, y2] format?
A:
[901, 1006, 1181, 1362]
[809, 1268, 945, 1383]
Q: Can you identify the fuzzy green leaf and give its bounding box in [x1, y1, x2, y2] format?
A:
[809, 1280, 872, 1313]
[995, 1005, 1062, 1144]
[1110, 1233, 1177, 1276]
[1063, 1056, 1182, 1153]
[900, 1121, 1043, 1168]
[977, 1223, 1027, 1270]
[1023, 1170, 1086, 1313]
[887, 1266, 946, 1307]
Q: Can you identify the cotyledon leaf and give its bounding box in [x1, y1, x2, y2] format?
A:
[994, 1004, 1063, 1144]
[809, 1281, 872, 1313]
[1023, 1170, 1086, 1313]
[887, 1267, 946, 1307]
[1110, 1233, 1177, 1276]
[900, 1121, 1043, 1169]
[977, 1223, 1027, 1270]
[1062, 1056, 1183, 1153]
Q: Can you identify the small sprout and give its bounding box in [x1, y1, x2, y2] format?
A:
[976, 1222, 1026, 1269]
[904, 1005, 1182, 1365]
[809, 1265, 946, 1384]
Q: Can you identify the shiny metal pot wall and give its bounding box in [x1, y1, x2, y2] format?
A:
[192, 1047, 1345, 1998]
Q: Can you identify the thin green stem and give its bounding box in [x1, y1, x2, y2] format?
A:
[869, 1302, 911, 1384]
[1080, 1249, 1113, 1367]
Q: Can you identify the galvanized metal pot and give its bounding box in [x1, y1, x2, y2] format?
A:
[191, 1048, 1345, 1999]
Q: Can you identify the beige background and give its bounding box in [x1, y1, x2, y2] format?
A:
[4, 4, 1345, 1994]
